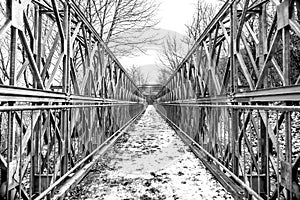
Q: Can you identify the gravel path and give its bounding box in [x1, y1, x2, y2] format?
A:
[66, 105, 234, 200]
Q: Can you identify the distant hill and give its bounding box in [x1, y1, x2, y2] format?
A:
[118, 28, 188, 84]
[139, 64, 161, 84]
[141, 28, 187, 49]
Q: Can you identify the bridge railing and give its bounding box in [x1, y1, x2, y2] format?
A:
[0, 0, 145, 199]
[156, 0, 300, 199]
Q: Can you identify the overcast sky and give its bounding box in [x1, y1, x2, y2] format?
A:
[155, 0, 220, 34]
[155, 0, 196, 34]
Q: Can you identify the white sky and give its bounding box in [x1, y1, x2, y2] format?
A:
[120, 49, 160, 67]
[155, 0, 220, 34]
[155, 0, 196, 34]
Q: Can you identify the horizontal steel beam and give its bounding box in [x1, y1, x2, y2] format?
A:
[161, 85, 300, 104]
[0, 102, 143, 112]
[234, 85, 300, 102]
[0, 85, 67, 102]
[0, 85, 144, 104]
[159, 103, 300, 112]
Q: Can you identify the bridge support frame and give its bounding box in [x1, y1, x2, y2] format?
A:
[156, 0, 300, 199]
[0, 0, 146, 199]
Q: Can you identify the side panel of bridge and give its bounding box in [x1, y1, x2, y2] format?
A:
[156, 0, 300, 199]
[0, 0, 145, 199]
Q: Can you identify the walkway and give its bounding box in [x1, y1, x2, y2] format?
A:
[66, 106, 234, 200]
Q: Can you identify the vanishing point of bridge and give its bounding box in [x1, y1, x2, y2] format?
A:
[0, 0, 300, 199]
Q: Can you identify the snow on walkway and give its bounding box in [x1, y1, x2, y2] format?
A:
[66, 105, 234, 200]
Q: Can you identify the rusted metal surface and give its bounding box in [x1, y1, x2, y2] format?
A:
[0, 0, 145, 199]
[156, 0, 300, 199]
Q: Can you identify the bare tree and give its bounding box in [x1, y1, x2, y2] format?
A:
[73, 0, 160, 56]
[157, 0, 218, 85]
[157, 34, 188, 85]
[184, 0, 218, 46]
[157, 67, 173, 86]
[158, 35, 187, 71]
[127, 65, 149, 86]
[0, 1, 10, 85]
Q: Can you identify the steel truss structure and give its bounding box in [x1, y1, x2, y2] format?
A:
[156, 0, 300, 199]
[0, 0, 145, 199]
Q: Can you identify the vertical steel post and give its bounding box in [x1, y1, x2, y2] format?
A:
[230, 1, 239, 176]
[7, 26, 17, 200]
[6, 0, 17, 197]
[230, 1, 237, 94]
[282, 1, 292, 198]
[258, 3, 268, 197]
[283, 3, 292, 198]
[61, 1, 70, 176]
[32, 3, 43, 194]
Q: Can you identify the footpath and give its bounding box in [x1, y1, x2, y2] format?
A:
[66, 105, 233, 200]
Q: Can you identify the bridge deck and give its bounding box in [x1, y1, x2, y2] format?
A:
[66, 106, 233, 200]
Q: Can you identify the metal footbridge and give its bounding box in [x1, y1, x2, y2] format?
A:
[0, 0, 300, 199]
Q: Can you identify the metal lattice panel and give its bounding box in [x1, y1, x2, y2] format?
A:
[156, 0, 300, 199]
[0, 0, 145, 199]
